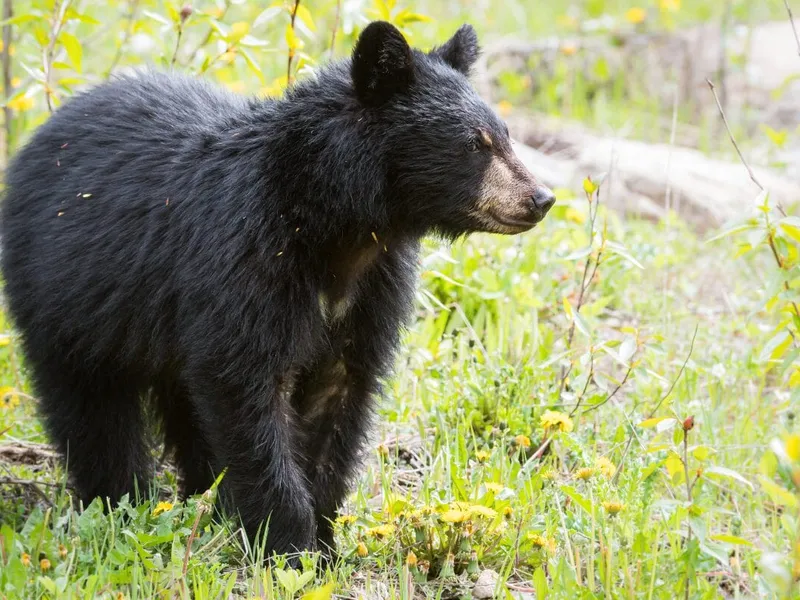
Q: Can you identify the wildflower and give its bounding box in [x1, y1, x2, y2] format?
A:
[58, 544, 68, 559]
[502, 506, 513, 519]
[366, 524, 394, 537]
[440, 509, 470, 523]
[624, 7, 646, 24]
[484, 482, 503, 494]
[540, 410, 574, 433]
[406, 550, 417, 567]
[560, 43, 578, 56]
[468, 505, 497, 519]
[336, 514, 357, 526]
[116, 593, 125, 600]
[595, 457, 615, 478]
[0, 388, 20, 410]
[475, 449, 490, 462]
[21, 553, 30, 567]
[7, 95, 34, 112]
[39, 558, 51, 571]
[514, 434, 531, 448]
[527, 533, 557, 553]
[603, 501, 624, 515]
[356, 542, 368, 557]
[786, 435, 800, 463]
[575, 467, 595, 481]
[152, 501, 174, 516]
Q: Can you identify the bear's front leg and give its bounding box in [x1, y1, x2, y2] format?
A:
[186, 352, 317, 560]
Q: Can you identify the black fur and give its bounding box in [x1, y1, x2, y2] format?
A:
[1, 22, 549, 558]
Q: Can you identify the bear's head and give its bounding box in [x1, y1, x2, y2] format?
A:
[351, 21, 555, 238]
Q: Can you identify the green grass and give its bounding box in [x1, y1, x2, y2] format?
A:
[2, 189, 799, 598]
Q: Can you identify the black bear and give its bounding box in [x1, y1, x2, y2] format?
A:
[1, 21, 554, 558]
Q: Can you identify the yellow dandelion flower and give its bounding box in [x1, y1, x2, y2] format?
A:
[560, 43, 578, 56]
[406, 550, 417, 567]
[502, 506, 513, 518]
[541, 468, 557, 480]
[484, 482, 503, 494]
[116, 593, 125, 600]
[469, 505, 497, 519]
[528, 534, 556, 553]
[514, 434, 531, 448]
[575, 467, 595, 481]
[39, 558, 51, 571]
[475, 449, 490, 462]
[7, 94, 34, 112]
[0, 387, 20, 410]
[624, 7, 647, 24]
[540, 410, 574, 433]
[152, 501, 174, 516]
[336, 514, 357, 526]
[786, 435, 800, 463]
[496, 100, 512, 117]
[595, 457, 615, 478]
[366, 524, 394, 537]
[21, 553, 30, 567]
[356, 541, 368, 557]
[603, 501, 624, 515]
[440, 509, 470, 523]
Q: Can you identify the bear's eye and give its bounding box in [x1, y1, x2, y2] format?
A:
[465, 137, 481, 153]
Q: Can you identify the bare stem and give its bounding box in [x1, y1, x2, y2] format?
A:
[329, 0, 341, 61]
[706, 78, 763, 191]
[1, 0, 11, 160]
[42, 0, 70, 113]
[287, 0, 301, 86]
[171, 23, 184, 67]
[784, 0, 800, 56]
[106, 0, 141, 77]
[682, 424, 693, 600]
[186, 0, 231, 66]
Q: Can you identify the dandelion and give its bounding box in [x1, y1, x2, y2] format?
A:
[440, 509, 470, 523]
[336, 514, 357, 526]
[575, 467, 595, 481]
[21, 553, 30, 567]
[502, 506, 513, 519]
[356, 542, 368, 557]
[116, 593, 125, 600]
[624, 7, 646, 24]
[469, 505, 497, 519]
[475, 449, 490, 462]
[406, 550, 417, 567]
[595, 457, 615, 478]
[0, 388, 20, 410]
[603, 501, 624, 515]
[366, 524, 394, 537]
[152, 501, 174, 516]
[540, 410, 574, 433]
[7, 94, 34, 112]
[484, 482, 503, 494]
[786, 435, 800, 463]
[39, 558, 51, 571]
[527, 533, 557, 553]
[514, 434, 531, 448]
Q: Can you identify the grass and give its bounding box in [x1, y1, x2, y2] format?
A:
[1, 187, 799, 598]
[1, 0, 800, 598]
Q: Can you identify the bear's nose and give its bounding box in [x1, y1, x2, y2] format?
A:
[532, 186, 556, 213]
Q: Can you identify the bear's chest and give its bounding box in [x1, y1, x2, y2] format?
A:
[318, 241, 384, 324]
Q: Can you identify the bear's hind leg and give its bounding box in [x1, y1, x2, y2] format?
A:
[32, 360, 153, 508]
[156, 381, 216, 498]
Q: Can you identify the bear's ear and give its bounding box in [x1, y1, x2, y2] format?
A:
[351, 21, 414, 106]
[430, 24, 480, 76]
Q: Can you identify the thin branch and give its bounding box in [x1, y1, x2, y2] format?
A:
[171, 21, 185, 67]
[581, 361, 634, 415]
[1, 0, 12, 160]
[185, 0, 231, 66]
[784, 0, 800, 57]
[706, 78, 763, 192]
[287, 0, 301, 85]
[106, 0, 141, 77]
[329, 0, 341, 61]
[42, 0, 71, 113]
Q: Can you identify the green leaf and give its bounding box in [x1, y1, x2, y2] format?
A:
[560, 485, 593, 514]
[253, 7, 282, 29]
[705, 466, 753, 490]
[758, 476, 798, 508]
[779, 216, 800, 244]
[143, 10, 171, 26]
[639, 416, 675, 429]
[709, 534, 753, 547]
[59, 31, 82, 72]
[758, 330, 791, 363]
[605, 241, 644, 269]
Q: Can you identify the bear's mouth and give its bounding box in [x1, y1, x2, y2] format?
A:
[486, 210, 539, 233]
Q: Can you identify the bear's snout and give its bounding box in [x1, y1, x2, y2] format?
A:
[529, 185, 556, 218]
